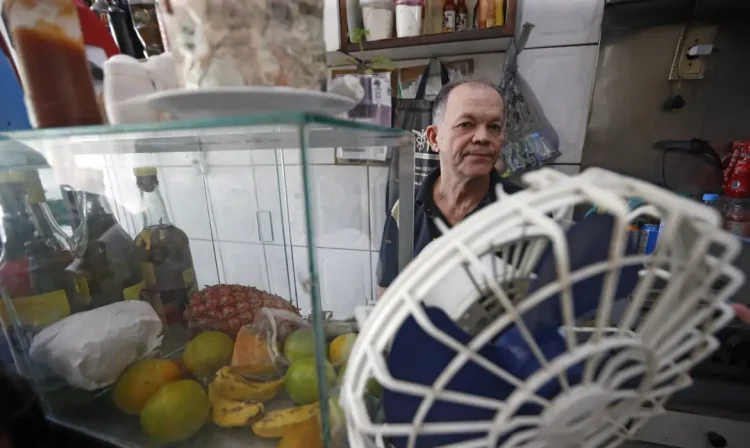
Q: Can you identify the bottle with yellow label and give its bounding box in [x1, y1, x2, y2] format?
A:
[67, 169, 144, 308]
[0, 170, 80, 330]
[133, 167, 197, 326]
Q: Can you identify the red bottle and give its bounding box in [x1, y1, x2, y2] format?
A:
[442, 0, 456, 32]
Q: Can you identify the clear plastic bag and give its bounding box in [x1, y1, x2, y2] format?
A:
[231, 307, 310, 380]
[499, 23, 561, 174]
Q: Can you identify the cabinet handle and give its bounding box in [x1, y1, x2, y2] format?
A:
[257, 211, 274, 242]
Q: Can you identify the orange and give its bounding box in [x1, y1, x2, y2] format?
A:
[328, 333, 356, 365]
[232, 326, 278, 378]
[113, 359, 182, 415]
[140, 379, 210, 444]
[183, 331, 234, 379]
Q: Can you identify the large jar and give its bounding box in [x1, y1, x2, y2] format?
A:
[158, 0, 327, 90]
[3, 0, 102, 128]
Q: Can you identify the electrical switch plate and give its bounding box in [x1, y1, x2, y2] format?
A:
[669, 26, 718, 81]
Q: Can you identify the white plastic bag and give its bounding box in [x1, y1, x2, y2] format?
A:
[29, 301, 163, 390]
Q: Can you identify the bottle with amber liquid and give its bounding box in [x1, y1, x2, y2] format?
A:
[133, 167, 197, 325]
[3, 0, 103, 128]
[67, 169, 144, 308]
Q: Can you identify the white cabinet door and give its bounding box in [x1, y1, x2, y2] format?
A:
[324, 0, 341, 53]
[517, 0, 605, 48]
[518, 45, 598, 164]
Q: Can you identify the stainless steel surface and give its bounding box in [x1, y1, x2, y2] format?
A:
[397, 140, 415, 272]
[581, 23, 750, 194]
[635, 410, 750, 448]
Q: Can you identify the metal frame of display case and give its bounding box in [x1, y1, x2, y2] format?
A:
[0, 113, 415, 448]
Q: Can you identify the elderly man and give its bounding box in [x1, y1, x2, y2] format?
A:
[377, 78, 522, 294]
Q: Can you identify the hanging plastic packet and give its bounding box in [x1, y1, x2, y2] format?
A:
[498, 23, 560, 175]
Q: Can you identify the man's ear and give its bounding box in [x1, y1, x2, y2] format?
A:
[426, 125, 439, 152]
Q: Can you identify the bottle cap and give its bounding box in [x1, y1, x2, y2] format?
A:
[702, 193, 719, 201]
[134, 167, 158, 177]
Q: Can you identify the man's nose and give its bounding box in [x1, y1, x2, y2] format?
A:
[472, 125, 491, 144]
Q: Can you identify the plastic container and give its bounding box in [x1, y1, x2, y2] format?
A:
[395, 0, 423, 37]
[724, 198, 750, 238]
[3, 0, 103, 128]
[361, 0, 394, 40]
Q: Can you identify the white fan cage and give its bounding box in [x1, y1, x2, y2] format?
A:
[340, 168, 745, 448]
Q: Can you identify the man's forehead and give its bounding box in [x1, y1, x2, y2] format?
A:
[444, 83, 504, 117]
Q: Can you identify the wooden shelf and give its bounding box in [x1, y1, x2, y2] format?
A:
[337, 0, 517, 61]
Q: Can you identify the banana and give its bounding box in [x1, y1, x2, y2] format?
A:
[210, 366, 284, 402]
[211, 396, 264, 428]
[251, 402, 320, 438]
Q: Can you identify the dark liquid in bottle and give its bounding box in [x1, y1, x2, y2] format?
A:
[12, 27, 102, 128]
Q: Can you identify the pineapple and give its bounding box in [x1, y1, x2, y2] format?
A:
[184, 284, 300, 337]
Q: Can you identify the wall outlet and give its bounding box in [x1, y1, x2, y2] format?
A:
[669, 25, 718, 81]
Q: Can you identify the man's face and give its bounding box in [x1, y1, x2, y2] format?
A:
[427, 83, 505, 179]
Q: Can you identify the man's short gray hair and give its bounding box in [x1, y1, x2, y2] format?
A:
[431, 77, 504, 124]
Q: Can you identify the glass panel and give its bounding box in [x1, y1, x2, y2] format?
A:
[0, 115, 414, 448]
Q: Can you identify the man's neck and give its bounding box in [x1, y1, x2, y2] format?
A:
[433, 171, 490, 225]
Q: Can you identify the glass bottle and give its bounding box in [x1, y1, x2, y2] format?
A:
[129, 0, 164, 56]
[21, 170, 81, 315]
[22, 170, 73, 253]
[3, 0, 103, 128]
[478, 0, 496, 29]
[90, 0, 112, 29]
[442, 0, 456, 32]
[67, 170, 144, 308]
[0, 171, 78, 329]
[455, 0, 468, 31]
[133, 167, 197, 325]
[0, 172, 34, 300]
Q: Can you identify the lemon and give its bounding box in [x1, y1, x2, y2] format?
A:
[328, 333, 356, 365]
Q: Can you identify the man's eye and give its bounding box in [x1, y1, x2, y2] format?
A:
[490, 124, 502, 131]
[458, 122, 471, 128]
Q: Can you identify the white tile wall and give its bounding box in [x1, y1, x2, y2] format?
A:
[206, 166, 261, 243]
[160, 166, 212, 240]
[189, 239, 220, 287]
[216, 241, 269, 289]
[368, 166, 389, 251]
[292, 246, 371, 318]
[284, 164, 371, 250]
[99, 144, 385, 319]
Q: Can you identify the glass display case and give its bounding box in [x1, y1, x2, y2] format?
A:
[0, 113, 415, 447]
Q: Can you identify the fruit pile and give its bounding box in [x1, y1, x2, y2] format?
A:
[110, 284, 362, 446]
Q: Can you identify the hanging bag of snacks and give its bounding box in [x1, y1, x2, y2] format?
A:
[498, 23, 560, 175]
